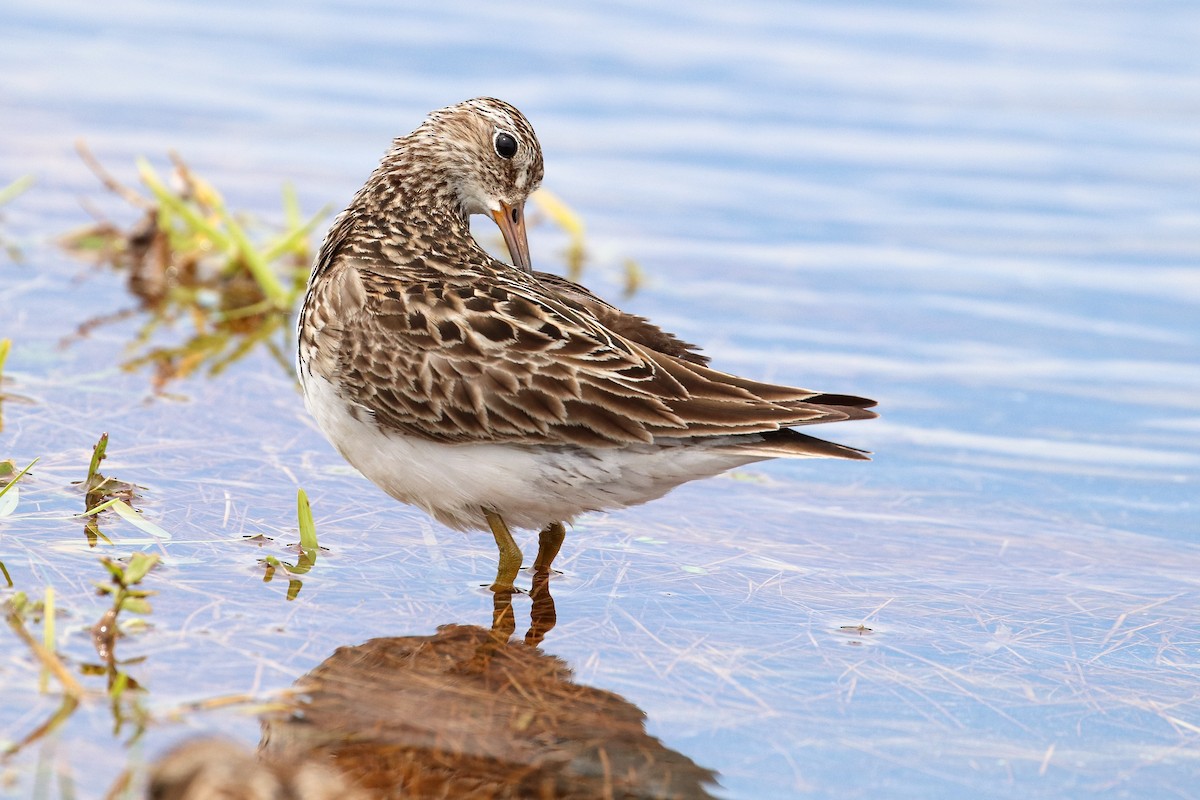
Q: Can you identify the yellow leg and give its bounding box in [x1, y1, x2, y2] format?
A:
[483, 509, 523, 592]
[533, 521, 566, 572]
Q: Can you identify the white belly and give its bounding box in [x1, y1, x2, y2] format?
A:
[301, 372, 761, 531]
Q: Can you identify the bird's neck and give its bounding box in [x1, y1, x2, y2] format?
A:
[342, 148, 492, 276]
[364, 156, 468, 224]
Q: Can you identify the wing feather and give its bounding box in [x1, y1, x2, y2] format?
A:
[310, 256, 875, 447]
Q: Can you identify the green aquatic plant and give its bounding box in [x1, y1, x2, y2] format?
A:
[0, 457, 38, 586]
[75, 432, 145, 546]
[87, 552, 160, 745]
[1, 434, 174, 769]
[297, 486, 318, 552]
[261, 488, 320, 601]
[74, 434, 171, 545]
[4, 590, 70, 692]
[0, 175, 33, 206]
[94, 554, 160, 617]
[91, 552, 160, 670]
[3, 588, 85, 758]
[0, 455, 37, 518]
[0, 337, 12, 433]
[60, 146, 327, 392]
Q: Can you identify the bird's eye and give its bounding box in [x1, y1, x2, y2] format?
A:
[494, 131, 518, 159]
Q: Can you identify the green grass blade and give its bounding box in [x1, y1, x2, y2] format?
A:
[110, 500, 172, 540]
[86, 433, 109, 486]
[40, 586, 54, 693]
[136, 158, 235, 252]
[260, 205, 329, 264]
[122, 553, 160, 585]
[297, 488, 318, 551]
[0, 483, 19, 518]
[81, 497, 121, 516]
[213, 204, 288, 306]
[0, 175, 34, 206]
[282, 181, 302, 229]
[0, 457, 38, 508]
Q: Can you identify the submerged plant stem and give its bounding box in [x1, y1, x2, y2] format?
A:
[5, 602, 85, 700]
[40, 587, 55, 694]
[1, 696, 80, 758]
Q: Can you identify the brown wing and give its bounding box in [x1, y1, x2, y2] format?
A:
[531, 271, 710, 366]
[312, 260, 875, 448]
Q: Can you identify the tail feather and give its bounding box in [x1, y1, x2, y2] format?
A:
[728, 428, 872, 461]
[788, 403, 879, 424]
[803, 393, 878, 409]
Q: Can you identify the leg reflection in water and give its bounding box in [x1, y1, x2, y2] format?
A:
[491, 565, 558, 648]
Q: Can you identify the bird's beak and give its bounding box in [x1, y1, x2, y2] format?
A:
[490, 200, 532, 273]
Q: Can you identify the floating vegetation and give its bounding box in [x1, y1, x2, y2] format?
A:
[0, 455, 37, 521]
[60, 144, 327, 393]
[1, 437, 180, 772]
[0, 457, 37, 588]
[4, 589, 85, 758]
[75, 432, 146, 547]
[59, 552, 160, 749]
[261, 488, 321, 600]
[90, 553, 160, 688]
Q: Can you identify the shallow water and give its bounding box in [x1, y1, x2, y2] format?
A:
[2, 1, 1198, 798]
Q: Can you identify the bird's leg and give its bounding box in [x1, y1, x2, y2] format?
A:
[483, 509, 523, 592]
[532, 521, 566, 572]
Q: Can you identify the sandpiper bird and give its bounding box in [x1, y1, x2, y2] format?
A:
[298, 98, 876, 591]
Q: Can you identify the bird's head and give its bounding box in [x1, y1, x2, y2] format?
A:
[410, 97, 544, 271]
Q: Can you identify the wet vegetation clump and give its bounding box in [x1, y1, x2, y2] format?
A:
[60, 145, 327, 392]
[259, 488, 322, 601]
[2, 434, 172, 769]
